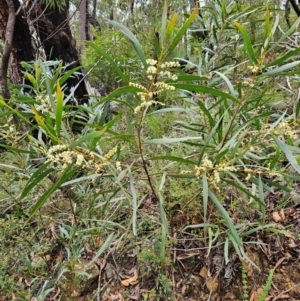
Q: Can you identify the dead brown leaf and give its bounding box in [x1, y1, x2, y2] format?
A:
[199, 266, 208, 278]
[280, 209, 286, 222]
[121, 274, 138, 286]
[274, 256, 287, 271]
[272, 211, 281, 222]
[250, 287, 263, 301]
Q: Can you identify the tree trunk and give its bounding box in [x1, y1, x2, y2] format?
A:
[79, 0, 89, 51]
[26, 0, 88, 104]
[0, 0, 34, 98]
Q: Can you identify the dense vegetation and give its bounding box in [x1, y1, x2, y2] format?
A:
[1, 0, 300, 300]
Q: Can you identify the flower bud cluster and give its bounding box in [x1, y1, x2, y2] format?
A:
[35, 94, 53, 116]
[183, 155, 237, 186]
[146, 59, 157, 66]
[0, 118, 21, 145]
[248, 65, 261, 74]
[46, 144, 120, 173]
[273, 120, 298, 139]
[161, 61, 180, 68]
[159, 70, 178, 81]
[131, 59, 181, 114]
[46, 144, 84, 170]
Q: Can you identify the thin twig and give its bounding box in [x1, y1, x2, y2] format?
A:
[273, 283, 300, 301]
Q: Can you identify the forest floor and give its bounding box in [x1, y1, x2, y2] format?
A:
[1, 159, 300, 301]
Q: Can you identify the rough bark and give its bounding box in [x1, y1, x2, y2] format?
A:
[0, 0, 15, 101]
[0, 0, 34, 88]
[79, 0, 89, 51]
[27, 0, 88, 104]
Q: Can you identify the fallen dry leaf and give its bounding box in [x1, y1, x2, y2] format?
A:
[199, 266, 208, 278]
[121, 274, 138, 286]
[280, 209, 286, 221]
[272, 211, 281, 222]
[205, 278, 219, 293]
[274, 256, 287, 270]
[250, 287, 263, 301]
[276, 294, 290, 299]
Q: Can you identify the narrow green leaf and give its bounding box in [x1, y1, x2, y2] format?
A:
[106, 19, 147, 68]
[26, 165, 81, 224]
[129, 169, 137, 236]
[197, 101, 215, 127]
[265, 48, 300, 68]
[164, 3, 198, 56]
[261, 61, 300, 76]
[183, 223, 218, 230]
[85, 233, 116, 269]
[171, 83, 239, 102]
[158, 191, 169, 236]
[233, 21, 258, 64]
[146, 136, 202, 144]
[203, 173, 208, 223]
[92, 86, 140, 110]
[56, 81, 63, 136]
[269, 146, 280, 170]
[20, 162, 52, 200]
[296, 94, 300, 119]
[263, 6, 271, 49]
[160, 1, 168, 48]
[25, 73, 37, 90]
[258, 175, 266, 222]
[269, 17, 300, 52]
[0, 163, 23, 171]
[31, 106, 46, 130]
[69, 130, 106, 148]
[146, 108, 188, 116]
[273, 136, 300, 174]
[214, 71, 237, 97]
[166, 12, 177, 37]
[59, 66, 82, 86]
[169, 74, 208, 82]
[41, 63, 56, 109]
[34, 62, 41, 91]
[203, 182, 241, 246]
[150, 155, 195, 165]
[86, 41, 128, 84]
[198, 116, 223, 165]
[0, 145, 34, 154]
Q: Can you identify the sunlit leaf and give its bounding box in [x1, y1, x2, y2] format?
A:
[146, 136, 202, 144]
[164, 2, 198, 57]
[233, 21, 258, 64]
[273, 136, 300, 174]
[55, 81, 64, 136]
[106, 19, 147, 68]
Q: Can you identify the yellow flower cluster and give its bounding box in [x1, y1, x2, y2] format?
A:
[35, 94, 53, 116]
[130, 59, 181, 114]
[46, 144, 120, 173]
[46, 144, 84, 170]
[159, 70, 178, 81]
[248, 65, 261, 74]
[183, 155, 238, 187]
[160, 61, 180, 68]
[273, 120, 298, 139]
[129, 82, 147, 91]
[146, 59, 157, 66]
